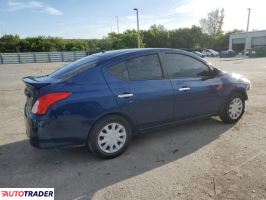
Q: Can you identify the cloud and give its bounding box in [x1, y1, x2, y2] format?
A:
[35, 0, 266, 39]
[109, 0, 266, 38]
[7, 0, 62, 15]
[174, 0, 266, 31]
[118, 14, 182, 32]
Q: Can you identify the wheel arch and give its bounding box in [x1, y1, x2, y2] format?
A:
[86, 112, 137, 145]
[219, 88, 247, 114]
[219, 89, 246, 123]
[231, 88, 248, 100]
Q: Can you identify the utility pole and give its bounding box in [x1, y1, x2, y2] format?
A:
[116, 16, 120, 34]
[0, 23, 3, 37]
[133, 8, 140, 48]
[246, 8, 251, 32]
[245, 8, 251, 56]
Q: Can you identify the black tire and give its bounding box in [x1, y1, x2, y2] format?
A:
[88, 115, 132, 159]
[219, 93, 245, 123]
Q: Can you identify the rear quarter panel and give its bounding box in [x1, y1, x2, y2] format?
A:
[37, 67, 119, 145]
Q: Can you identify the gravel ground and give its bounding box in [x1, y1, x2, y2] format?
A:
[0, 57, 265, 200]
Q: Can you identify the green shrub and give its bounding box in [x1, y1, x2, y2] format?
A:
[250, 47, 266, 58]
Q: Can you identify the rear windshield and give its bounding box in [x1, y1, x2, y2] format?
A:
[49, 53, 101, 79]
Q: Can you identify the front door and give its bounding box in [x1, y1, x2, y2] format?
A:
[163, 53, 223, 120]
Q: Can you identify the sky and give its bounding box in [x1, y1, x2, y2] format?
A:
[0, 0, 266, 39]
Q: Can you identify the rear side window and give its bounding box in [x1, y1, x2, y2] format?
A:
[109, 54, 163, 81]
[49, 54, 100, 79]
[165, 53, 210, 78]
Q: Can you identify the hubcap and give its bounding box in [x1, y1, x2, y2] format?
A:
[229, 97, 243, 119]
[98, 123, 127, 153]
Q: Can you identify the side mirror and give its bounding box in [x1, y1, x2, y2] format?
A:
[201, 68, 220, 81]
[211, 68, 220, 76]
[198, 70, 211, 77]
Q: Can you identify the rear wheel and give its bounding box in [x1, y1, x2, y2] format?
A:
[219, 93, 245, 123]
[88, 115, 132, 159]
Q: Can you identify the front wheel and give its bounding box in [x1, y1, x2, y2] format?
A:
[88, 115, 132, 159]
[219, 93, 245, 123]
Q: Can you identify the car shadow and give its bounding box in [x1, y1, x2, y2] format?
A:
[0, 117, 233, 200]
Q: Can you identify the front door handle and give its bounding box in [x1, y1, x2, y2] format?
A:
[179, 87, 190, 92]
[118, 93, 134, 98]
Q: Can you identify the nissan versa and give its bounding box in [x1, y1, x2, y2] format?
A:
[23, 48, 251, 158]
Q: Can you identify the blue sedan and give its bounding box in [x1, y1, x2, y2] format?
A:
[23, 48, 251, 158]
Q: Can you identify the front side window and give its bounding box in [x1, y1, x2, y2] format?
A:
[165, 53, 210, 78]
[109, 54, 163, 81]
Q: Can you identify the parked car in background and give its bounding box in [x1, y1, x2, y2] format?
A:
[23, 48, 251, 159]
[191, 51, 205, 58]
[219, 49, 236, 58]
[202, 49, 219, 57]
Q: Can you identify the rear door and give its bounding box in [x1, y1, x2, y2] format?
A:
[163, 53, 224, 120]
[103, 53, 174, 129]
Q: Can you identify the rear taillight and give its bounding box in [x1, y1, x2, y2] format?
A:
[31, 92, 71, 115]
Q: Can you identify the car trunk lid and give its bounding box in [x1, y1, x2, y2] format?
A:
[22, 75, 58, 115]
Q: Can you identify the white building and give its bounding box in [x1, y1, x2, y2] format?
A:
[229, 30, 266, 53]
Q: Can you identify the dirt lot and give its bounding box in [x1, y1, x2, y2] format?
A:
[0, 57, 266, 200]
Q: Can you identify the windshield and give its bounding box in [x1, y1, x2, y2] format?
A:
[49, 53, 101, 79]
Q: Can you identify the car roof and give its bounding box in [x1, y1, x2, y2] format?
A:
[92, 48, 188, 61]
[78, 48, 208, 67]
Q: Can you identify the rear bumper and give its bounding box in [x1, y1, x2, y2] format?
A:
[25, 117, 59, 149]
[25, 117, 40, 148]
[24, 111, 90, 149]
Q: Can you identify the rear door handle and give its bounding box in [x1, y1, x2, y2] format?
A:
[118, 93, 134, 98]
[179, 87, 190, 92]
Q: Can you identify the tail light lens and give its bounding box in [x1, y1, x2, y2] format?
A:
[31, 92, 71, 115]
